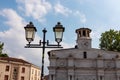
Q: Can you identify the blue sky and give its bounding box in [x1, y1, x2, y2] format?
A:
[0, 0, 120, 74]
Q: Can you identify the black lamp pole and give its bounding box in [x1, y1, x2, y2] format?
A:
[24, 22, 65, 80]
[41, 29, 46, 79]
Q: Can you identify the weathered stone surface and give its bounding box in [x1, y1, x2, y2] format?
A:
[48, 28, 120, 80]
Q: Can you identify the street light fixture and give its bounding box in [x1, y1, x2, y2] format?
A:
[24, 22, 65, 80]
[53, 22, 65, 45]
[24, 22, 37, 44]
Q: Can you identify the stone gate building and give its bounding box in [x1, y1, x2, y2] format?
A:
[48, 28, 120, 80]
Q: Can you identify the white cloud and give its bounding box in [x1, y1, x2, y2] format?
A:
[0, 8, 42, 67]
[0, 9, 24, 28]
[54, 3, 87, 23]
[74, 10, 87, 23]
[0, 8, 74, 74]
[54, 2, 72, 16]
[16, 0, 52, 22]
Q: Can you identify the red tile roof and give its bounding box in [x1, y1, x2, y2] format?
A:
[0, 57, 30, 64]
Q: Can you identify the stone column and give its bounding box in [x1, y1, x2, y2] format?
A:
[115, 58, 120, 80]
[96, 56, 104, 80]
[86, 30, 88, 37]
[68, 56, 74, 80]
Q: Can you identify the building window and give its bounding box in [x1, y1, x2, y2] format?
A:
[13, 68, 18, 80]
[4, 75, 8, 80]
[22, 67, 25, 73]
[83, 52, 87, 58]
[21, 76, 24, 80]
[5, 65, 9, 71]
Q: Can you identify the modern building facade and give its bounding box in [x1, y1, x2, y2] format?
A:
[48, 28, 120, 80]
[0, 57, 40, 80]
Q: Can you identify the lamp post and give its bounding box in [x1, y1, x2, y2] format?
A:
[24, 22, 65, 80]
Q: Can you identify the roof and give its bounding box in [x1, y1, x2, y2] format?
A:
[0, 57, 40, 69]
[0, 57, 30, 64]
[48, 48, 120, 59]
[49, 47, 120, 54]
[76, 28, 91, 33]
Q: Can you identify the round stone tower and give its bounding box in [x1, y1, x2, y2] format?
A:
[76, 28, 92, 49]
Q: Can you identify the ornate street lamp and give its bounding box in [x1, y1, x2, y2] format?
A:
[24, 22, 65, 80]
[53, 22, 65, 45]
[24, 22, 37, 44]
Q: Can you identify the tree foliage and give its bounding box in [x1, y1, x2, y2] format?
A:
[99, 29, 120, 52]
[0, 42, 9, 57]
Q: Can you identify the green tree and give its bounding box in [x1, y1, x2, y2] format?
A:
[99, 29, 120, 52]
[0, 42, 9, 57]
